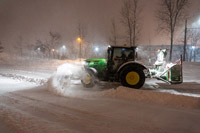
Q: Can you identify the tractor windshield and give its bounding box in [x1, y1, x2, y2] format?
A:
[112, 47, 135, 71]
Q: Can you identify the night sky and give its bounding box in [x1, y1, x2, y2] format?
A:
[0, 0, 199, 48]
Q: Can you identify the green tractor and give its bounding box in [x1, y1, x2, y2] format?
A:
[81, 45, 183, 89]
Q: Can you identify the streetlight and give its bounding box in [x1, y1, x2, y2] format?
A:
[191, 46, 196, 62]
[198, 18, 200, 25]
[77, 37, 82, 43]
[77, 37, 82, 60]
[51, 48, 55, 58]
[94, 47, 99, 57]
[94, 47, 99, 52]
[192, 46, 195, 50]
[62, 45, 66, 50]
[51, 49, 55, 52]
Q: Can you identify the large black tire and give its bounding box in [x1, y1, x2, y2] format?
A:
[81, 71, 95, 88]
[120, 67, 145, 89]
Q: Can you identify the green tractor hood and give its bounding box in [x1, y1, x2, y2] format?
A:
[84, 58, 107, 74]
[85, 58, 107, 62]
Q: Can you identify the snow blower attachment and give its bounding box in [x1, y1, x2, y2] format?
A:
[149, 49, 183, 84]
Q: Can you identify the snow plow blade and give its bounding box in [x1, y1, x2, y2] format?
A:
[157, 56, 183, 84]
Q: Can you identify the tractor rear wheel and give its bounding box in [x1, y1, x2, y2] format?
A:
[120, 67, 145, 89]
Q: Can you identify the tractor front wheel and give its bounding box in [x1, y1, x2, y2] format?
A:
[120, 67, 145, 89]
[81, 71, 95, 88]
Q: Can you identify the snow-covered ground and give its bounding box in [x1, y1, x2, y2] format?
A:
[0, 54, 200, 133]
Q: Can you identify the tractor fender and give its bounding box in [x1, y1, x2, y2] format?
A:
[117, 61, 147, 74]
[85, 67, 98, 76]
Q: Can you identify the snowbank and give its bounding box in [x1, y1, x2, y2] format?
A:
[99, 86, 200, 109]
[47, 81, 200, 109]
[183, 62, 200, 82]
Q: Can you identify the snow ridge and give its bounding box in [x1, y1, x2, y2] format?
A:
[0, 73, 46, 85]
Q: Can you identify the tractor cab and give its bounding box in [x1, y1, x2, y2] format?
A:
[107, 46, 137, 73]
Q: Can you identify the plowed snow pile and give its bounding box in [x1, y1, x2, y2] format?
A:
[100, 86, 200, 109]
[183, 62, 200, 82]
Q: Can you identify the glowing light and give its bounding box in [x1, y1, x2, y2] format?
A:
[62, 45, 66, 49]
[77, 37, 82, 43]
[37, 47, 41, 51]
[51, 49, 55, 52]
[192, 17, 200, 27]
[198, 17, 200, 25]
[95, 47, 99, 52]
[192, 46, 195, 50]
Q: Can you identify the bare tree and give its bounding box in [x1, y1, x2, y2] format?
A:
[77, 22, 88, 58]
[0, 41, 3, 53]
[121, 0, 142, 46]
[156, 0, 189, 61]
[35, 40, 50, 58]
[49, 31, 61, 50]
[48, 31, 61, 58]
[14, 36, 23, 56]
[77, 22, 87, 40]
[109, 18, 118, 46]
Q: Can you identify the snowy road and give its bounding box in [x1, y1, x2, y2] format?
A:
[0, 69, 200, 132]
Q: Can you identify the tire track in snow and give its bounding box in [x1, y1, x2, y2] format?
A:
[0, 91, 152, 133]
[0, 92, 131, 133]
[0, 94, 92, 132]
[0, 104, 79, 133]
[0, 73, 47, 85]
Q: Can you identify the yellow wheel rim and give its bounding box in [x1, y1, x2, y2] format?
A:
[126, 72, 140, 85]
[83, 74, 91, 84]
